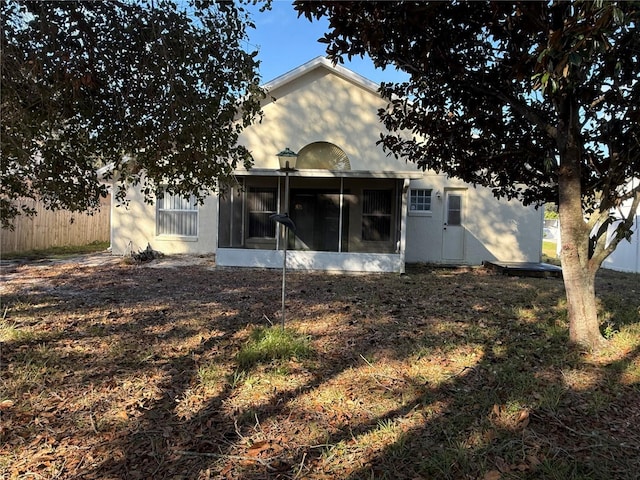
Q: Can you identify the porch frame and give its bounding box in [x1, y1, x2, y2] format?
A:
[216, 169, 422, 273]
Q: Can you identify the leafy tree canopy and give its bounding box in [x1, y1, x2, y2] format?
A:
[296, 0, 639, 349]
[1, 0, 264, 229]
[297, 1, 638, 211]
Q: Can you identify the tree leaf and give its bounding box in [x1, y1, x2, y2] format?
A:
[483, 470, 502, 480]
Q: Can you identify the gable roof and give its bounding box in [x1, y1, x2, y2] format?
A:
[262, 56, 381, 96]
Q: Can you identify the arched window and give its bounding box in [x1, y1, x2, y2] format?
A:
[296, 142, 351, 170]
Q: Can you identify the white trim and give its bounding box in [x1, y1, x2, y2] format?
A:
[216, 248, 404, 273]
[234, 168, 424, 179]
[399, 179, 410, 274]
[263, 56, 381, 96]
[338, 177, 344, 253]
[156, 190, 199, 237]
[408, 188, 434, 215]
[156, 235, 198, 242]
[442, 188, 466, 261]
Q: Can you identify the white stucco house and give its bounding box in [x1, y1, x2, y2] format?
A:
[109, 57, 543, 272]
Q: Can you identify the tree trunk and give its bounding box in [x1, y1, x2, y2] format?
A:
[557, 121, 606, 350]
[560, 243, 605, 348]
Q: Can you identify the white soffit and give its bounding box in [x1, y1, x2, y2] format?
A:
[233, 168, 424, 179]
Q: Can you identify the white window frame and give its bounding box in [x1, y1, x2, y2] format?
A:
[156, 190, 199, 238]
[409, 188, 433, 216]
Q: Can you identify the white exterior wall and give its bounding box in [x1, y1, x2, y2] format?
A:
[216, 249, 404, 273]
[238, 65, 408, 172]
[109, 57, 544, 268]
[405, 174, 543, 265]
[110, 182, 218, 256]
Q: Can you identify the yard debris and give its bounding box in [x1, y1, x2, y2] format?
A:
[132, 243, 164, 262]
[1, 259, 639, 479]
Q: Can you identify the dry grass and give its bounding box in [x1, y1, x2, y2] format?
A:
[542, 240, 558, 259]
[1, 258, 639, 479]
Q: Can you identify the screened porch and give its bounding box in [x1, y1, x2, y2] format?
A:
[216, 171, 415, 272]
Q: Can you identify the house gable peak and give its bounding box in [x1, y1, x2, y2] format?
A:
[262, 56, 381, 96]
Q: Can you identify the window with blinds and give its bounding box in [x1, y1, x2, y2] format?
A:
[157, 191, 198, 236]
[248, 187, 277, 238]
[362, 189, 392, 241]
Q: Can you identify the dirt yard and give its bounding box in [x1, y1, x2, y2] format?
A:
[1, 255, 639, 479]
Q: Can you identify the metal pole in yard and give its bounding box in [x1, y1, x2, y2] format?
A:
[273, 148, 298, 330]
[281, 170, 289, 330]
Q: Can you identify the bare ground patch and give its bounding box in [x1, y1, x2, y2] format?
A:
[1, 257, 639, 479]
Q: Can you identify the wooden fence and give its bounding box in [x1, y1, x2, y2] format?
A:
[1, 195, 111, 254]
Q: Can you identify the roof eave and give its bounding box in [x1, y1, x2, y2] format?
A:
[233, 168, 423, 179]
[262, 56, 382, 96]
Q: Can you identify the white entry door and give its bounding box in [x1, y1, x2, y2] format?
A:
[442, 190, 465, 261]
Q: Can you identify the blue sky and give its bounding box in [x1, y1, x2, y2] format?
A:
[245, 1, 408, 85]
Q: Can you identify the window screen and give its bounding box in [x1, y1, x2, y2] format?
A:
[248, 187, 277, 238]
[362, 189, 392, 241]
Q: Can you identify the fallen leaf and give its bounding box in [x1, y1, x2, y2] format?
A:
[526, 454, 541, 467]
[517, 409, 530, 428]
[28, 434, 46, 448]
[220, 463, 233, 477]
[483, 470, 502, 480]
[495, 456, 510, 472]
[248, 440, 270, 455]
[483, 429, 497, 442]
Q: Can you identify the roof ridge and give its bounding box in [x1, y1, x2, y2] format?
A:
[262, 56, 381, 95]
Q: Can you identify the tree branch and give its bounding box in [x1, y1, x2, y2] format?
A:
[467, 81, 558, 140]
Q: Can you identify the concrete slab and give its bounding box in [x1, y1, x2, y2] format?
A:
[483, 261, 563, 278]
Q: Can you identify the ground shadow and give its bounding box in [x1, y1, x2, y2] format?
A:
[1, 260, 638, 479]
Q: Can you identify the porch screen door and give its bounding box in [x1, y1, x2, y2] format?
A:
[442, 190, 465, 261]
[290, 190, 344, 252]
